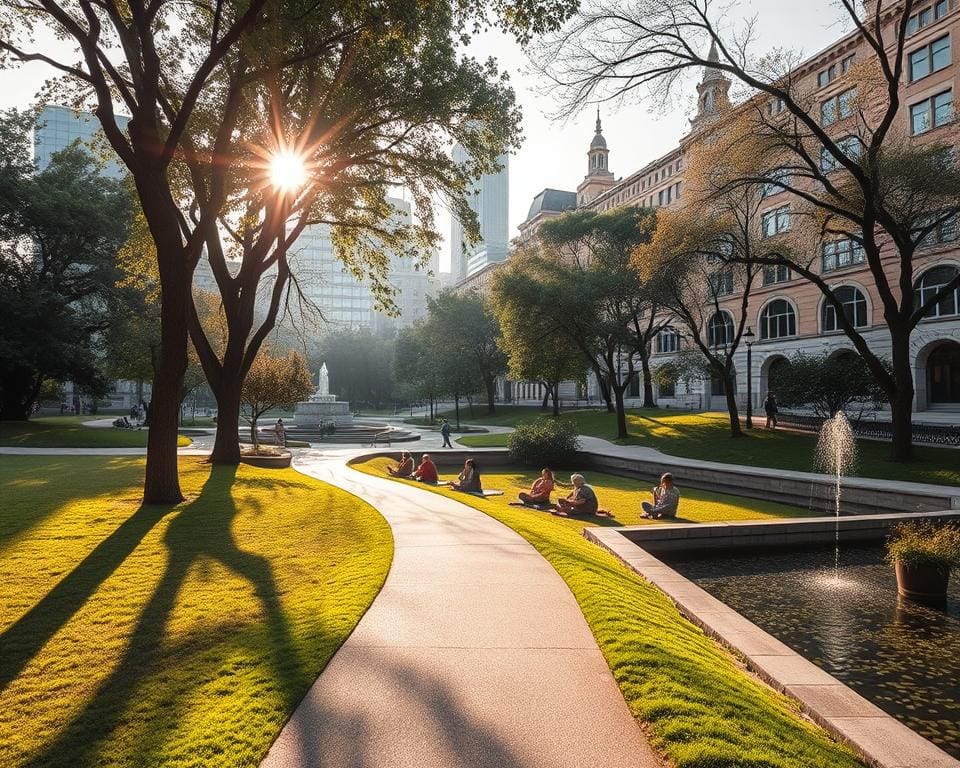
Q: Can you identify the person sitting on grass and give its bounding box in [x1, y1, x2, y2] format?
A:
[516, 468, 555, 508]
[555, 473, 599, 516]
[450, 458, 482, 493]
[388, 451, 414, 478]
[413, 454, 438, 483]
[641, 473, 680, 519]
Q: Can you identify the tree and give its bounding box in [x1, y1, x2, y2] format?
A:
[426, 291, 506, 415]
[492, 255, 586, 416]
[2, 0, 577, 502]
[536, 0, 960, 461]
[771, 352, 888, 419]
[314, 330, 396, 410]
[241, 348, 313, 449]
[0, 114, 131, 420]
[510, 207, 660, 439]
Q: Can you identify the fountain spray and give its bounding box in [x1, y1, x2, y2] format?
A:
[816, 412, 858, 578]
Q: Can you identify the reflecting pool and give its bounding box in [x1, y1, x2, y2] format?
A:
[666, 545, 960, 756]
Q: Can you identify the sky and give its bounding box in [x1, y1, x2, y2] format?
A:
[1, 1, 851, 272]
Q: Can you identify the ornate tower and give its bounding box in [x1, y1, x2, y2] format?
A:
[690, 41, 731, 133]
[577, 109, 616, 205]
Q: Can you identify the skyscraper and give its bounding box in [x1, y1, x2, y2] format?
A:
[34, 105, 129, 177]
[450, 145, 509, 281]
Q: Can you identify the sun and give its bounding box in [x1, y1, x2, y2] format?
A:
[269, 150, 307, 193]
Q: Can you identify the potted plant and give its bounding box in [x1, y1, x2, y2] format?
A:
[886, 521, 960, 603]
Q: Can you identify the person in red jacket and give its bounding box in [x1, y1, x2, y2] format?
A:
[413, 453, 438, 483]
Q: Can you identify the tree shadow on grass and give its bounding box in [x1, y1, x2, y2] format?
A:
[21, 465, 310, 768]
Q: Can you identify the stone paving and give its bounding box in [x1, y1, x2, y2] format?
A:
[259, 452, 661, 768]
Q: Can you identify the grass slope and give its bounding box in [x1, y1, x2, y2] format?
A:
[355, 457, 863, 768]
[451, 408, 960, 487]
[0, 455, 392, 767]
[0, 416, 192, 448]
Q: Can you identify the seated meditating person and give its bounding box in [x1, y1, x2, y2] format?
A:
[450, 458, 482, 492]
[413, 454, 438, 483]
[641, 472, 680, 519]
[555, 474, 599, 516]
[518, 468, 555, 508]
[387, 451, 414, 478]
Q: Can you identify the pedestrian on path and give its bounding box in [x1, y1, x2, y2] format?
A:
[440, 419, 453, 448]
[764, 392, 779, 429]
[274, 418, 286, 448]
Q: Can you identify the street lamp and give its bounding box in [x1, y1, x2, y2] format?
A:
[744, 326, 756, 429]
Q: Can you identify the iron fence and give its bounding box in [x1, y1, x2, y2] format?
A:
[778, 411, 960, 447]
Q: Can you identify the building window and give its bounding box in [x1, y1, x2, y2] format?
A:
[761, 167, 791, 198]
[710, 270, 735, 296]
[909, 35, 950, 81]
[917, 212, 958, 247]
[767, 97, 786, 117]
[910, 89, 953, 134]
[821, 87, 858, 126]
[708, 311, 734, 347]
[763, 264, 791, 285]
[759, 299, 797, 339]
[659, 379, 676, 397]
[656, 328, 681, 354]
[817, 63, 837, 88]
[820, 135, 862, 172]
[914, 264, 960, 317]
[762, 205, 791, 237]
[907, 2, 949, 36]
[822, 286, 868, 331]
[822, 238, 865, 271]
[841, 54, 855, 73]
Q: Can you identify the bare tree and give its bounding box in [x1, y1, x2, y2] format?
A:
[536, 0, 960, 461]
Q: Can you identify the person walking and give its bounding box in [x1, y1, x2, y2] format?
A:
[764, 392, 779, 429]
[274, 418, 286, 448]
[440, 419, 453, 448]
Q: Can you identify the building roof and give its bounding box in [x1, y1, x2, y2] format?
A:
[526, 188, 578, 220]
[702, 40, 729, 83]
[590, 109, 608, 149]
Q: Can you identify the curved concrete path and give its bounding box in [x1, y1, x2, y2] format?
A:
[260, 451, 660, 768]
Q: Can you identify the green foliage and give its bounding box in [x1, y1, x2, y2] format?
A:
[241, 348, 314, 447]
[507, 418, 581, 468]
[0, 111, 132, 420]
[887, 521, 960, 570]
[359, 458, 863, 768]
[314, 329, 396, 408]
[771, 352, 888, 417]
[0, 455, 391, 767]
[0, 417, 193, 448]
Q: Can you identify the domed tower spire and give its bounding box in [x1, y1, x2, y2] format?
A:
[691, 40, 731, 132]
[587, 108, 611, 176]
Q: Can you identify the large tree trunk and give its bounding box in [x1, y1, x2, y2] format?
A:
[722, 368, 743, 438]
[210, 378, 243, 464]
[639, 348, 656, 408]
[596, 375, 614, 413]
[0, 368, 36, 420]
[888, 332, 915, 462]
[484, 375, 496, 415]
[551, 381, 561, 417]
[143, 280, 189, 504]
[612, 382, 629, 440]
[541, 384, 551, 411]
[454, 394, 461, 429]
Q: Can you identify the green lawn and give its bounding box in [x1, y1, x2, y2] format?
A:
[355, 458, 862, 768]
[0, 456, 392, 768]
[452, 408, 960, 487]
[0, 417, 192, 448]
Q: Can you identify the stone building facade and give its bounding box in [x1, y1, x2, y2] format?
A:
[515, 4, 960, 416]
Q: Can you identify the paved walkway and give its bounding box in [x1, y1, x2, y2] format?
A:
[260, 451, 660, 768]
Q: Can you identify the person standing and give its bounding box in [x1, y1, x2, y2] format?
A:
[764, 392, 779, 429]
[274, 418, 286, 448]
[440, 419, 453, 448]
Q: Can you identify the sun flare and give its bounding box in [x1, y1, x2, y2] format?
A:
[269, 150, 307, 192]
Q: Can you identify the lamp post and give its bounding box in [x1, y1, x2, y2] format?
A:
[744, 326, 756, 429]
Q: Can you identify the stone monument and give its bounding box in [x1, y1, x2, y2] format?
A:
[293, 363, 353, 427]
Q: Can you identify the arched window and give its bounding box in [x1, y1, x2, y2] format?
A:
[822, 286, 868, 331]
[760, 299, 797, 339]
[707, 311, 734, 348]
[914, 265, 960, 318]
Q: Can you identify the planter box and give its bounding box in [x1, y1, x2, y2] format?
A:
[240, 451, 292, 469]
